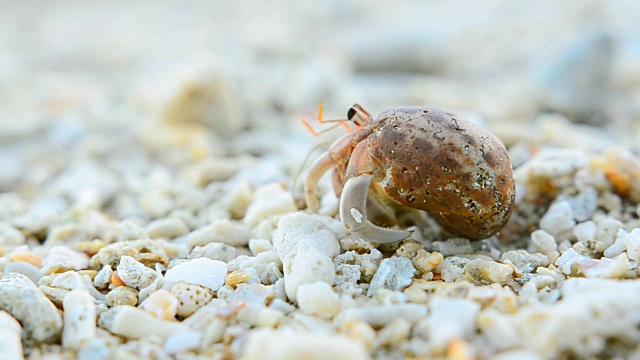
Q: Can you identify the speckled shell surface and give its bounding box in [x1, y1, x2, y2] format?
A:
[368, 106, 515, 239]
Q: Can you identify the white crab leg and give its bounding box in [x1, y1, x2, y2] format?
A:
[340, 174, 412, 243]
[304, 152, 337, 212]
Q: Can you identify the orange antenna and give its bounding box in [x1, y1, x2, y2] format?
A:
[300, 119, 320, 137]
[300, 102, 355, 136]
[317, 103, 324, 123]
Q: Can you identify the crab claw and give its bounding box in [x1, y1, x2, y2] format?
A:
[340, 174, 412, 243]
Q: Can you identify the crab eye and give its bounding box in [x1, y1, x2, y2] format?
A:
[347, 107, 357, 121]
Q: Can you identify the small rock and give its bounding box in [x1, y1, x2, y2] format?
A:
[62, 290, 97, 350]
[530, 229, 558, 261]
[147, 217, 189, 239]
[436, 257, 469, 282]
[242, 329, 369, 360]
[228, 283, 275, 306]
[189, 242, 236, 262]
[188, 219, 250, 247]
[41, 246, 90, 275]
[412, 250, 444, 274]
[429, 238, 476, 256]
[540, 201, 575, 237]
[248, 238, 273, 255]
[98, 305, 190, 340]
[297, 282, 340, 319]
[340, 304, 428, 328]
[428, 297, 480, 352]
[163, 257, 227, 291]
[573, 221, 597, 245]
[243, 183, 297, 227]
[273, 212, 341, 301]
[117, 256, 158, 289]
[501, 250, 549, 274]
[171, 281, 214, 317]
[464, 258, 514, 284]
[0, 273, 63, 343]
[605, 228, 640, 259]
[0, 311, 23, 359]
[140, 289, 179, 320]
[367, 257, 416, 296]
[105, 286, 139, 307]
[0, 221, 25, 246]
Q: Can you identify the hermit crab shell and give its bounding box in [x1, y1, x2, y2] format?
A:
[369, 106, 515, 239]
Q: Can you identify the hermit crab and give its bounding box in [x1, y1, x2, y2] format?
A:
[303, 104, 515, 242]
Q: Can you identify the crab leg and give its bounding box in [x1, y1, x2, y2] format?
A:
[340, 174, 412, 243]
[304, 130, 366, 212]
[304, 151, 337, 212]
[340, 139, 411, 242]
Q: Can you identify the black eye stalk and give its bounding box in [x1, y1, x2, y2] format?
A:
[347, 107, 357, 121]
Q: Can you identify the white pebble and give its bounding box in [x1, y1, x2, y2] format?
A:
[242, 329, 369, 360]
[604, 228, 638, 258]
[273, 212, 341, 301]
[367, 257, 416, 296]
[0, 273, 62, 343]
[464, 258, 514, 283]
[243, 183, 297, 227]
[573, 221, 597, 244]
[0, 221, 25, 246]
[4, 261, 42, 284]
[63, 290, 96, 350]
[297, 282, 340, 319]
[578, 253, 630, 279]
[530, 229, 557, 257]
[93, 265, 113, 289]
[105, 286, 139, 307]
[139, 191, 174, 218]
[117, 256, 158, 289]
[140, 289, 179, 320]
[248, 238, 272, 255]
[51, 161, 118, 208]
[477, 308, 519, 351]
[286, 250, 335, 302]
[163, 257, 227, 291]
[539, 201, 575, 236]
[340, 304, 428, 327]
[273, 212, 341, 259]
[624, 228, 640, 261]
[181, 306, 226, 347]
[236, 305, 284, 328]
[555, 248, 589, 275]
[189, 242, 236, 262]
[492, 349, 544, 360]
[188, 219, 250, 247]
[436, 257, 469, 282]
[339, 320, 376, 351]
[164, 330, 202, 354]
[0, 311, 23, 360]
[228, 283, 275, 305]
[50, 271, 86, 291]
[147, 217, 189, 239]
[428, 297, 480, 352]
[595, 217, 623, 249]
[41, 246, 90, 275]
[377, 317, 412, 348]
[269, 298, 296, 314]
[211, 179, 253, 219]
[99, 305, 190, 340]
[171, 281, 213, 317]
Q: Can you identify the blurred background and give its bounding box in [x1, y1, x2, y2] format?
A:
[1, 0, 639, 197]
